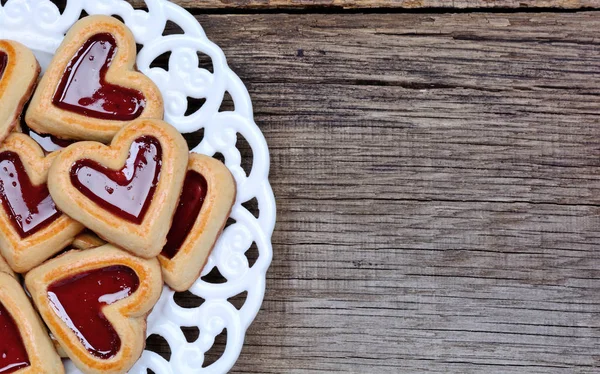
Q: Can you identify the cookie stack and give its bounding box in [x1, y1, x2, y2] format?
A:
[0, 15, 235, 374]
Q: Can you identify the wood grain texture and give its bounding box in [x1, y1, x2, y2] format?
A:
[145, 12, 600, 373]
[129, 0, 600, 9]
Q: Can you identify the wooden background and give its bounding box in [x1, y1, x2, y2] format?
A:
[132, 0, 600, 9]
[137, 0, 600, 372]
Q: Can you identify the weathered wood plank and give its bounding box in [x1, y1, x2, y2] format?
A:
[129, 0, 600, 9]
[148, 12, 600, 373]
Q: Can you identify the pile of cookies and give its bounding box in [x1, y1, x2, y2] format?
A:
[0, 15, 235, 374]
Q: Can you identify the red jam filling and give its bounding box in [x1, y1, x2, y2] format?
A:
[162, 171, 208, 259]
[52, 33, 146, 121]
[0, 302, 30, 373]
[70, 136, 162, 224]
[0, 51, 7, 80]
[0, 151, 61, 237]
[47, 266, 140, 359]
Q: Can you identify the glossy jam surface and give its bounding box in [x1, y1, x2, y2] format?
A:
[70, 136, 162, 224]
[162, 171, 208, 259]
[47, 266, 140, 359]
[0, 302, 30, 373]
[53, 33, 145, 121]
[0, 51, 7, 81]
[0, 151, 61, 237]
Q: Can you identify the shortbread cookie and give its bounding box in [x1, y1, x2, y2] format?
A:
[25, 15, 163, 143]
[160, 153, 236, 291]
[48, 118, 188, 258]
[72, 231, 106, 250]
[50, 333, 68, 359]
[0, 133, 84, 273]
[0, 252, 15, 278]
[0, 40, 40, 143]
[0, 272, 64, 374]
[25, 245, 162, 374]
[18, 120, 74, 153]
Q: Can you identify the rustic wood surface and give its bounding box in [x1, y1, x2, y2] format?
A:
[141, 11, 600, 373]
[131, 0, 600, 9]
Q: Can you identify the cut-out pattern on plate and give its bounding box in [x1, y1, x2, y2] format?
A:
[0, 1, 275, 373]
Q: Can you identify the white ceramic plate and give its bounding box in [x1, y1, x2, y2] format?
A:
[0, 1, 275, 372]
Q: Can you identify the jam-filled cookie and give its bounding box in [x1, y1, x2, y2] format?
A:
[72, 231, 106, 250]
[25, 245, 162, 374]
[0, 272, 64, 374]
[160, 153, 236, 291]
[48, 118, 188, 258]
[25, 15, 163, 143]
[0, 133, 84, 273]
[17, 121, 74, 154]
[0, 252, 15, 278]
[0, 40, 40, 144]
[51, 333, 68, 359]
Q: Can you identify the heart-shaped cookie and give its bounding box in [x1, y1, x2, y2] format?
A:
[0, 133, 84, 273]
[18, 121, 74, 153]
[0, 40, 40, 144]
[0, 272, 64, 374]
[0, 253, 15, 278]
[72, 231, 106, 250]
[160, 153, 236, 291]
[25, 245, 162, 374]
[48, 118, 188, 258]
[25, 15, 163, 143]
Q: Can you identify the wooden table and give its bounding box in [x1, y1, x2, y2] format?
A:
[141, 1, 600, 372]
